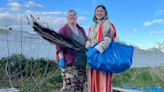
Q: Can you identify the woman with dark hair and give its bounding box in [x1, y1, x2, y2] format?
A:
[86, 5, 116, 92]
[56, 10, 87, 92]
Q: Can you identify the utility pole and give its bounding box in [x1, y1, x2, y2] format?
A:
[5, 24, 13, 87]
[20, 5, 23, 54]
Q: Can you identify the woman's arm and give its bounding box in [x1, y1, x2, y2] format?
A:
[95, 20, 114, 53]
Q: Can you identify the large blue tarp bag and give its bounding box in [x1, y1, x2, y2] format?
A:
[87, 41, 134, 73]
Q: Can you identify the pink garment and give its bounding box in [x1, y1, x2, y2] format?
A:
[88, 68, 112, 92]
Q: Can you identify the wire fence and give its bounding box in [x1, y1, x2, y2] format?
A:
[0, 29, 56, 60]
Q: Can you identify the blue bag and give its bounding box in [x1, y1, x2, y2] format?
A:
[88, 41, 134, 73]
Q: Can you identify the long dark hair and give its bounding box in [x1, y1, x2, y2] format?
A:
[93, 5, 109, 23]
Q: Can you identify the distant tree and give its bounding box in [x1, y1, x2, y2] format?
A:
[131, 44, 140, 49]
[149, 41, 164, 52]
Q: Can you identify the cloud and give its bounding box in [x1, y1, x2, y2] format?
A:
[1, 0, 87, 32]
[80, 11, 90, 15]
[89, 0, 98, 5]
[7, 0, 18, 2]
[78, 16, 86, 22]
[7, 1, 21, 11]
[25, 1, 43, 9]
[151, 30, 164, 35]
[0, 8, 87, 33]
[41, 11, 64, 15]
[82, 25, 90, 35]
[143, 19, 164, 26]
[25, 10, 67, 26]
[0, 12, 20, 25]
[92, 0, 98, 5]
[0, 12, 11, 20]
[25, 10, 66, 19]
[155, 9, 164, 16]
[44, 16, 66, 26]
[133, 28, 138, 32]
[6, 1, 43, 11]
[25, 10, 86, 26]
[0, 8, 6, 12]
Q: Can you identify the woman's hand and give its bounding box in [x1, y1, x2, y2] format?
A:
[86, 39, 92, 49]
[95, 37, 111, 53]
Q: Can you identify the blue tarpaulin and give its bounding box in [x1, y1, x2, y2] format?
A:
[123, 84, 164, 92]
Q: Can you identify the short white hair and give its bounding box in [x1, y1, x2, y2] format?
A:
[67, 10, 77, 15]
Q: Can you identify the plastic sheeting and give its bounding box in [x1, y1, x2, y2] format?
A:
[123, 84, 164, 92]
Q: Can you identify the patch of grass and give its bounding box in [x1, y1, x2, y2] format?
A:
[113, 67, 164, 88]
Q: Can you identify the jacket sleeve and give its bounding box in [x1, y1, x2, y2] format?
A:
[56, 28, 64, 63]
[95, 20, 114, 53]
